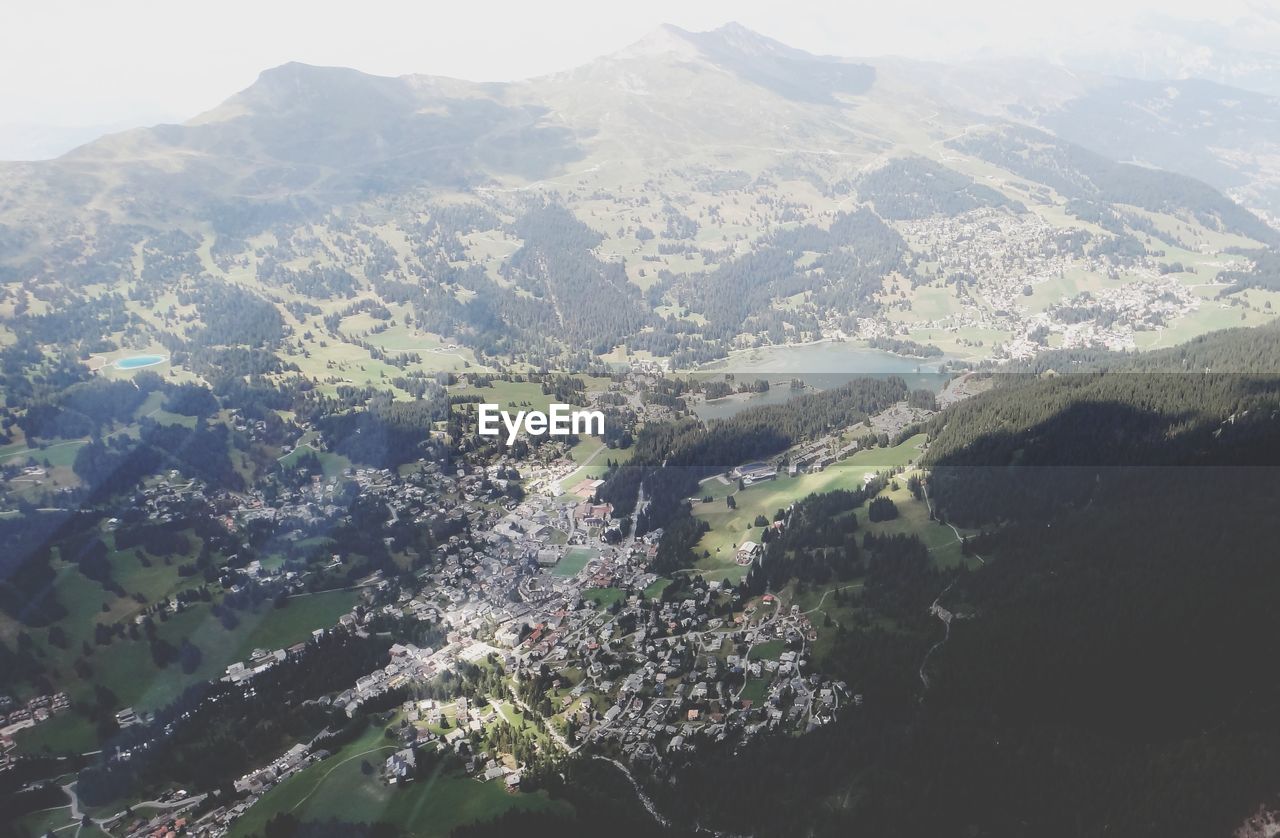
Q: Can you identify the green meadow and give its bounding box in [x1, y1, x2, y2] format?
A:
[689, 435, 928, 582]
[228, 719, 570, 837]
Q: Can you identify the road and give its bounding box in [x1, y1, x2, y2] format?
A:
[732, 597, 782, 702]
[60, 781, 206, 833]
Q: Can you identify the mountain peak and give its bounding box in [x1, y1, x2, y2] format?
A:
[599, 22, 873, 104]
[615, 22, 810, 64]
[696, 21, 806, 59]
[612, 24, 704, 61]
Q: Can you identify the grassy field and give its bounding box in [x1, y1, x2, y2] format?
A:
[277, 435, 352, 477]
[555, 440, 632, 499]
[228, 722, 569, 837]
[0, 438, 88, 467]
[12, 712, 100, 755]
[552, 547, 597, 578]
[856, 475, 979, 569]
[642, 578, 672, 600]
[689, 435, 928, 582]
[582, 587, 625, 609]
[1133, 291, 1276, 351]
[739, 678, 769, 704]
[14, 589, 359, 755]
[15, 806, 68, 836]
[0, 528, 205, 653]
[15, 803, 82, 838]
[747, 639, 785, 661]
[451, 380, 562, 415]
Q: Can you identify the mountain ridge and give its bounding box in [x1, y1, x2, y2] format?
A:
[1, 22, 1278, 377]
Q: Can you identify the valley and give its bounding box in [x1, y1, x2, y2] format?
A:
[2, 17, 1280, 838]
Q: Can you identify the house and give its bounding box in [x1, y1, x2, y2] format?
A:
[385, 748, 416, 783]
[735, 541, 762, 566]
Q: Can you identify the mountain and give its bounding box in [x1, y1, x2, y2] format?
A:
[0, 121, 162, 162]
[1055, 9, 1280, 98]
[894, 61, 1280, 217]
[628, 319, 1280, 838]
[1, 22, 1278, 381]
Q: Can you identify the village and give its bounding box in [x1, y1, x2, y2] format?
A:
[95, 418, 871, 837]
[882, 207, 1226, 359]
[170, 477, 847, 836]
[0, 362, 970, 838]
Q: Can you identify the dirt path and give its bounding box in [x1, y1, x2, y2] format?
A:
[914, 478, 977, 693]
[290, 746, 396, 812]
[802, 582, 864, 616]
[918, 581, 958, 694]
[921, 480, 984, 565]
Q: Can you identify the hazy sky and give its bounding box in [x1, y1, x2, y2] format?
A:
[0, 0, 1270, 128]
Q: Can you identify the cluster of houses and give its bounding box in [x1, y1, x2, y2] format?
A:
[28, 379, 873, 837]
[389, 697, 523, 791]
[518, 579, 849, 762]
[222, 636, 315, 685]
[885, 207, 1216, 360]
[234, 743, 316, 795]
[207, 449, 851, 831]
[0, 691, 70, 749]
[106, 807, 198, 838]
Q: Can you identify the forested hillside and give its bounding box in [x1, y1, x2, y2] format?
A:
[643, 462, 1280, 837]
[608, 321, 1280, 837]
[597, 376, 907, 530]
[924, 321, 1280, 524]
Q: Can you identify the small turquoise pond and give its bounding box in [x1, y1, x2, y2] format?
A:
[115, 354, 166, 370]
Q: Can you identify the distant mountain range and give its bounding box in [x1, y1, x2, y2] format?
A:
[2, 22, 1278, 375]
[1055, 8, 1280, 98]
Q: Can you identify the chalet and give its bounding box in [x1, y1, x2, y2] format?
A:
[736, 541, 762, 566]
[385, 748, 416, 783]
